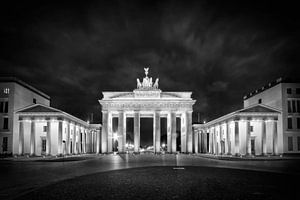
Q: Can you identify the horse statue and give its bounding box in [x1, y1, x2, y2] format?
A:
[153, 78, 159, 89]
[137, 78, 142, 89]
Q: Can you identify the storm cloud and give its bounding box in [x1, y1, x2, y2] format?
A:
[0, 0, 299, 123]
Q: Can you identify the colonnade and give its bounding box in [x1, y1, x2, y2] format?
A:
[18, 117, 99, 156]
[194, 117, 278, 156]
[101, 110, 193, 153]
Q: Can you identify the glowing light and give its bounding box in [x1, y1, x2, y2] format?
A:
[113, 133, 118, 140]
[162, 143, 166, 148]
[203, 120, 206, 124]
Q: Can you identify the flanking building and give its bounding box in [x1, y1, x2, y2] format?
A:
[15, 104, 100, 156]
[243, 78, 300, 154]
[0, 77, 100, 156]
[194, 78, 300, 156]
[0, 77, 50, 155]
[193, 104, 280, 155]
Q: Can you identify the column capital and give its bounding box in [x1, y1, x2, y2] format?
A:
[265, 117, 276, 122]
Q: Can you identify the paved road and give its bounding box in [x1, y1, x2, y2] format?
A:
[1, 154, 299, 199]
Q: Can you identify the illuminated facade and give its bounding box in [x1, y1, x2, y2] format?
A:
[15, 104, 100, 156]
[243, 78, 300, 154]
[193, 104, 280, 155]
[99, 68, 196, 153]
[194, 78, 300, 156]
[0, 77, 50, 155]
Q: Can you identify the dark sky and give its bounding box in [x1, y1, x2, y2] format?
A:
[1, 0, 299, 125]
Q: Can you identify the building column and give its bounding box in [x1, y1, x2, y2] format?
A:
[82, 130, 86, 153]
[19, 120, 24, 155]
[266, 118, 276, 155]
[118, 111, 125, 153]
[123, 114, 126, 152]
[217, 125, 221, 155]
[225, 123, 229, 154]
[262, 119, 266, 155]
[30, 119, 36, 156]
[134, 111, 140, 153]
[153, 111, 161, 153]
[255, 119, 263, 155]
[46, 120, 51, 155]
[96, 129, 101, 154]
[232, 121, 239, 155]
[78, 128, 82, 154]
[92, 130, 95, 153]
[167, 112, 172, 153]
[198, 131, 202, 153]
[194, 131, 199, 154]
[180, 112, 186, 153]
[58, 120, 63, 155]
[107, 112, 113, 153]
[202, 131, 207, 153]
[73, 126, 77, 154]
[101, 111, 108, 153]
[238, 119, 247, 155]
[213, 128, 217, 154]
[273, 120, 278, 155]
[246, 120, 251, 155]
[186, 111, 193, 153]
[66, 122, 70, 154]
[208, 130, 212, 154]
[171, 112, 177, 153]
[87, 130, 90, 153]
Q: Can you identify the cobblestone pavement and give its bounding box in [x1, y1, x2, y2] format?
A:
[1, 153, 300, 199]
[15, 166, 299, 200]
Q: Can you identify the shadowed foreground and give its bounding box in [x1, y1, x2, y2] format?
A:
[16, 166, 298, 200]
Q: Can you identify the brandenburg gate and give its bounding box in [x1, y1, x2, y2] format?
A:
[99, 68, 196, 153]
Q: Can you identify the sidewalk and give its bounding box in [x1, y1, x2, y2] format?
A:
[196, 153, 300, 161]
[0, 154, 99, 162]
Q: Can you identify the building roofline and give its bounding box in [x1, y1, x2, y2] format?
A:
[0, 77, 50, 100]
[201, 104, 281, 127]
[15, 103, 92, 126]
[243, 77, 300, 100]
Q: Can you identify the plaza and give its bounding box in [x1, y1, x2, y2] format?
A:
[1, 154, 299, 199]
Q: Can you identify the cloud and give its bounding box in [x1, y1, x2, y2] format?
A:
[0, 0, 298, 123]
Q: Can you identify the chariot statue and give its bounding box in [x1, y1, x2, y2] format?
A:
[136, 67, 159, 90]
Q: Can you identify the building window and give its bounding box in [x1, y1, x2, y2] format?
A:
[0, 101, 8, 113]
[296, 88, 300, 94]
[288, 101, 292, 113]
[33, 98, 37, 104]
[3, 88, 9, 94]
[258, 99, 262, 104]
[250, 126, 254, 132]
[288, 118, 293, 129]
[4, 102, 8, 113]
[287, 88, 292, 94]
[288, 137, 293, 151]
[3, 118, 8, 130]
[43, 126, 47, 132]
[42, 139, 46, 152]
[2, 137, 8, 152]
[297, 118, 300, 129]
[298, 137, 300, 151]
[297, 100, 300, 113]
[292, 100, 296, 113]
